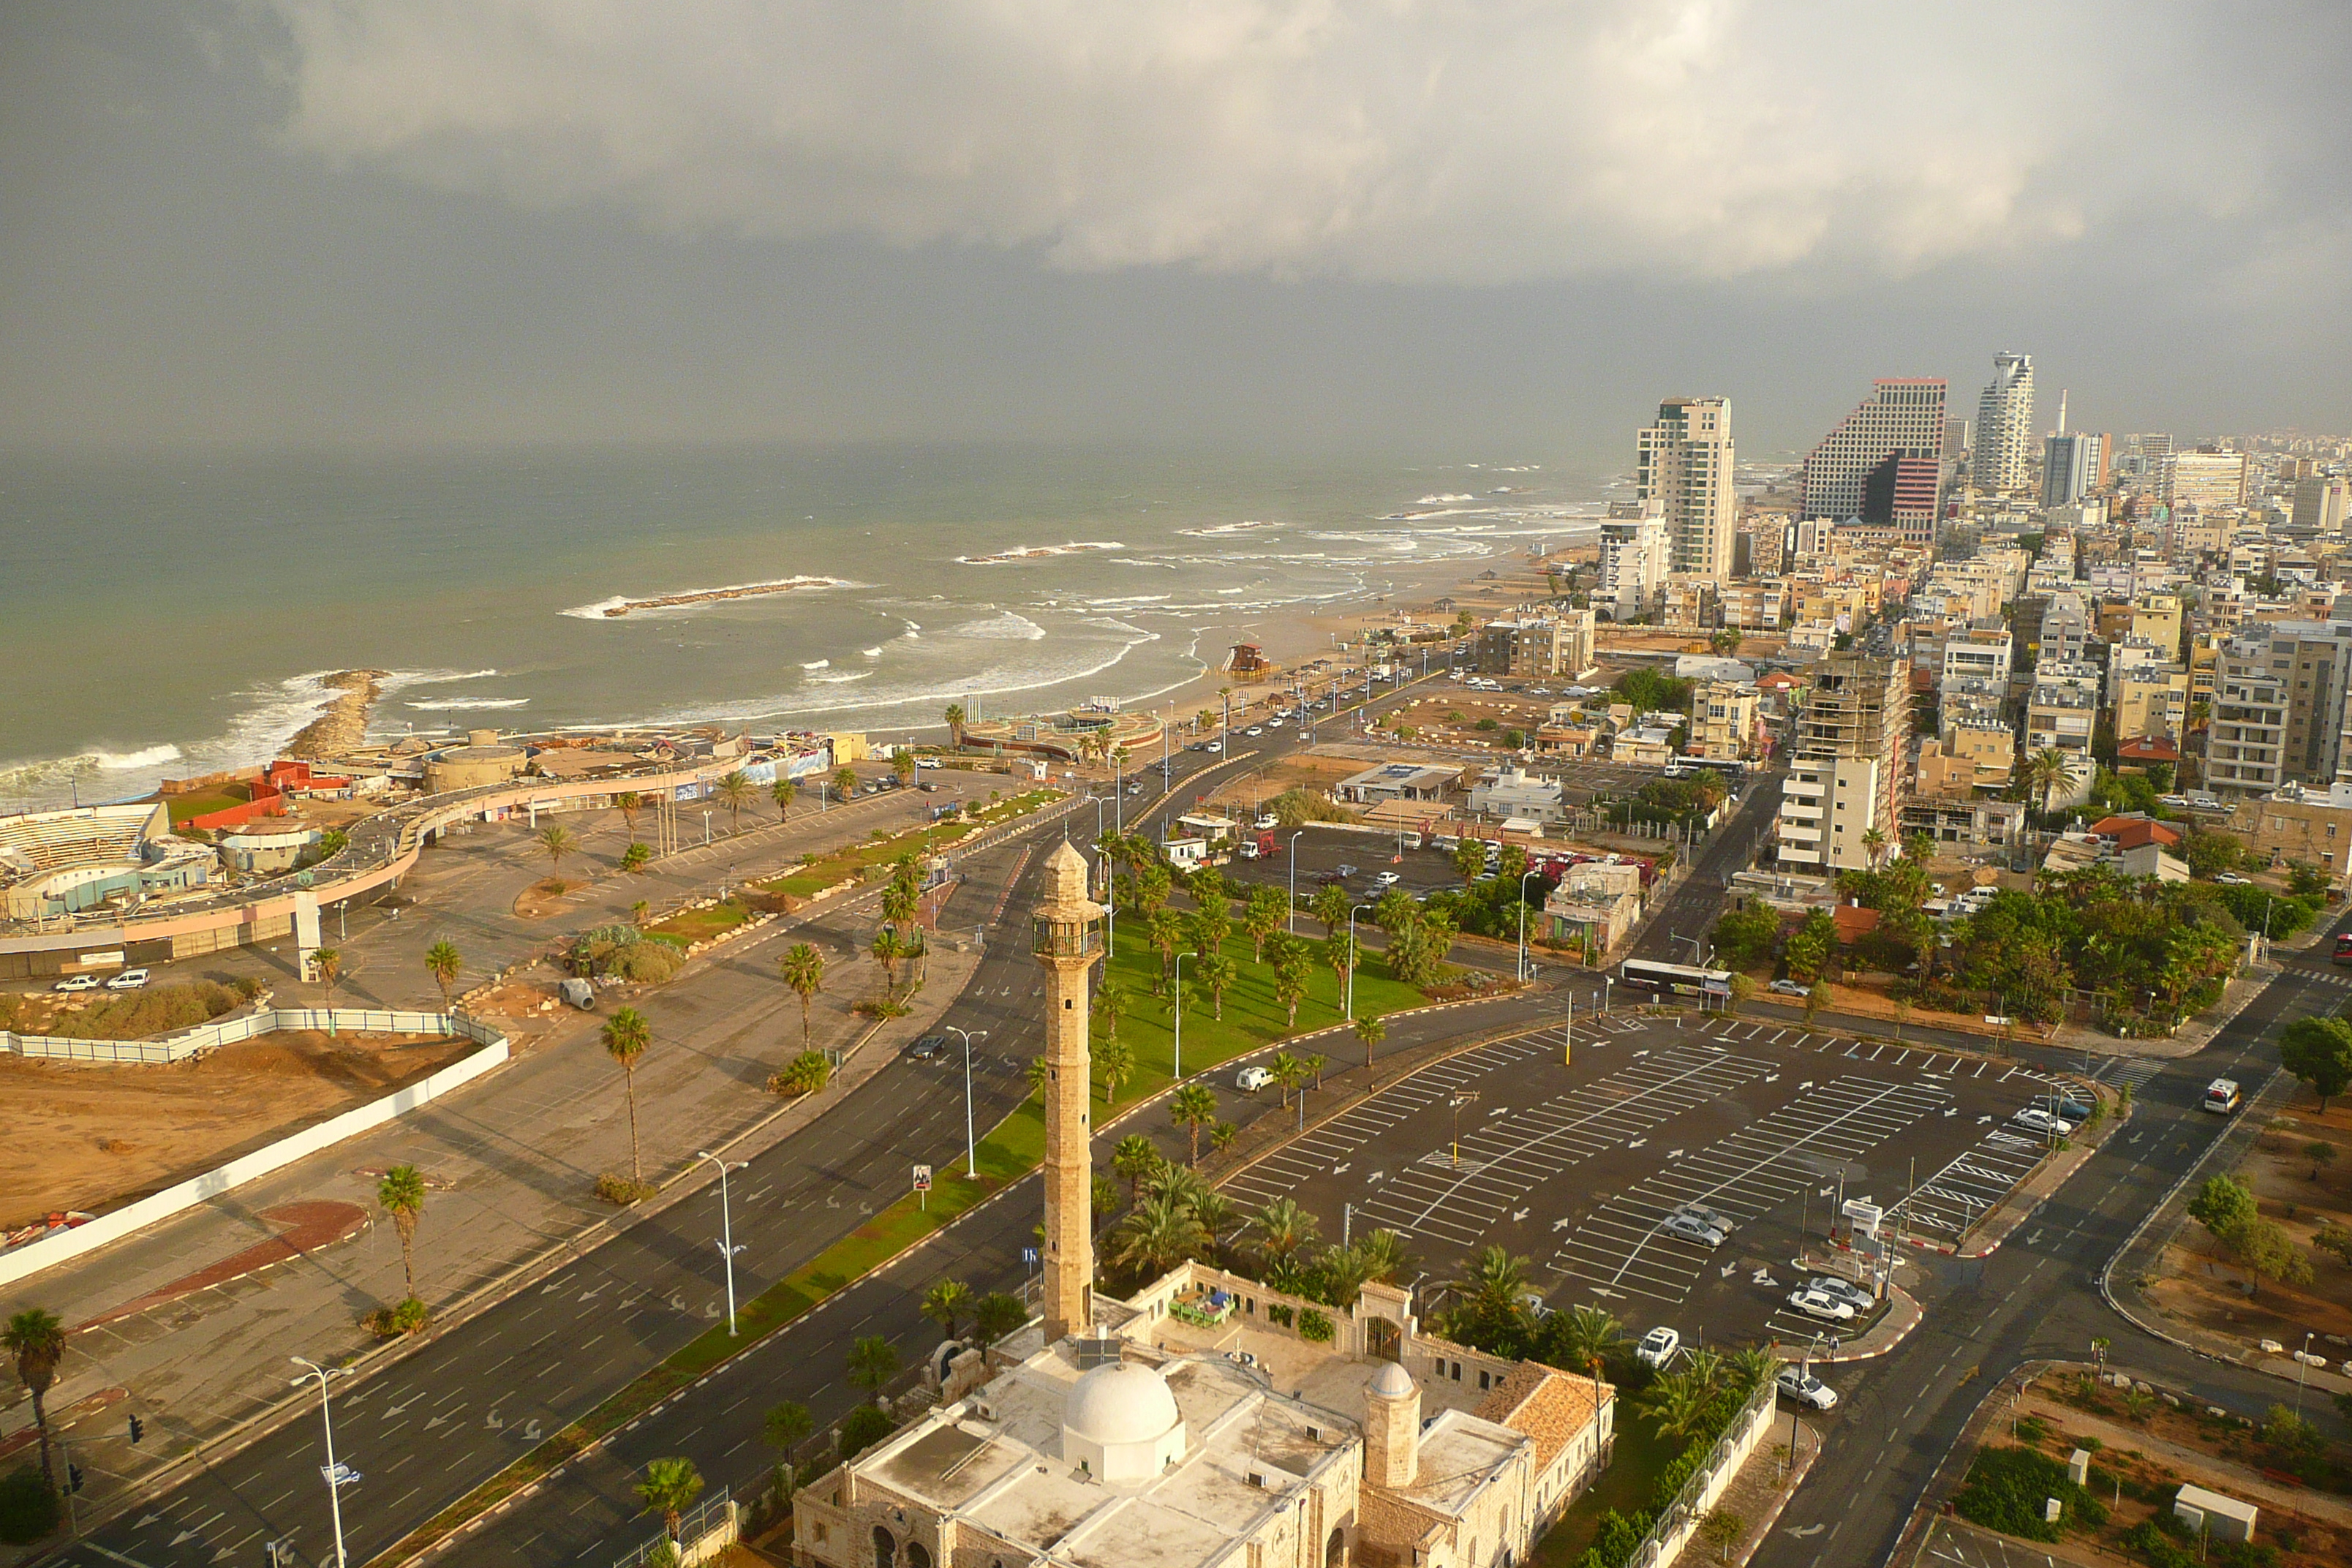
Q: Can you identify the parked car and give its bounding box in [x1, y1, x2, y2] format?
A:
[1805, 1276, 1874, 1313]
[52, 974, 100, 992]
[2012, 1107, 2067, 1135]
[1768, 979, 1809, 997]
[1256, 813, 1279, 830]
[2214, 871, 2253, 885]
[105, 968, 151, 991]
[906, 1035, 947, 1060]
[1660, 1212, 1728, 1248]
[1776, 1366, 1839, 1410]
[1245, 726, 1264, 737]
[1786, 1286, 1856, 1322]
[1334, 864, 1358, 879]
[1235, 1065, 1275, 1092]
[1635, 1327, 1681, 1368]
[1674, 1202, 1738, 1236]
[2030, 1093, 2092, 1126]
[1373, 871, 1401, 888]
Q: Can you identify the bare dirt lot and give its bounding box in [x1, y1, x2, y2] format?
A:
[0, 1030, 475, 1230]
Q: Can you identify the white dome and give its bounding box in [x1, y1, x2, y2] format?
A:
[1369, 1360, 1415, 1400]
[1064, 1363, 1180, 1446]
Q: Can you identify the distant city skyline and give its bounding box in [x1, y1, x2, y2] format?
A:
[3, 4, 2350, 456]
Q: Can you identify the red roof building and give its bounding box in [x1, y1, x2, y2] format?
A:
[2089, 815, 2182, 853]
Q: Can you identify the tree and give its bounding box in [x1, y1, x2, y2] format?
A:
[2228, 1216, 2313, 1299]
[1145, 908, 1184, 997]
[614, 789, 642, 838]
[1325, 931, 1357, 1003]
[1710, 900, 1781, 969]
[1357, 1227, 1414, 1284]
[1113, 1134, 1161, 1203]
[1707, 627, 1743, 657]
[1354, 1014, 1388, 1082]
[771, 776, 798, 823]
[1106, 1191, 1209, 1283]
[762, 1399, 815, 1504]
[1268, 1050, 1308, 1107]
[423, 940, 463, 1008]
[1095, 1032, 1135, 1107]
[537, 823, 577, 875]
[847, 1335, 900, 1401]
[1210, 1121, 1239, 1156]
[1545, 1304, 1623, 1382]
[2181, 826, 2243, 878]
[970, 1292, 1028, 1353]
[1027, 1054, 1049, 1103]
[1699, 1509, 1746, 1562]
[1311, 882, 1352, 941]
[1272, 949, 1311, 1027]
[1858, 827, 1888, 870]
[713, 770, 755, 832]
[2187, 1174, 2255, 1240]
[2304, 1141, 2336, 1181]
[778, 943, 825, 1049]
[619, 841, 652, 872]
[312, 946, 344, 1014]
[377, 1164, 428, 1300]
[636, 1456, 705, 1543]
[1458, 1244, 1531, 1320]
[1638, 1368, 1718, 1444]
[920, 1279, 970, 1342]
[1452, 837, 1489, 886]
[1170, 1083, 1218, 1166]
[1242, 886, 1287, 961]
[891, 747, 916, 785]
[774, 1049, 830, 1096]
[943, 703, 966, 747]
[832, 765, 859, 802]
[1783, 908, 1836, 983]
[1805, 976, 1832, 1025]
[1254, 1197, 1319, 1263]
[4, 1308, 65, 1490]
[2280, 1016, 2352, 1112]
[603, 1006, 652, 1182]
[870, 926, 905, 995]
[2027, 747, 2070, 814]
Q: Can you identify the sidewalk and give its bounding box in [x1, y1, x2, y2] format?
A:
[1714, 1411, 1821, 1567]
[0, 841, 998, 1549]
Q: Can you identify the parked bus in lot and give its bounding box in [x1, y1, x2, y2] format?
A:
[2202, 1078, 2242, 1114]
[1619, 958, 1735, 998]
[2333, 932, 2352, 965]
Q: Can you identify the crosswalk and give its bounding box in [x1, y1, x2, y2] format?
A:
[2087, 1056, 2163, 1093]
[1899, 1122, 2052, 1238]
[1550, 1074, 1952, 1308]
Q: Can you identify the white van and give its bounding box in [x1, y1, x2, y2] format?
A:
[1235, 1065, 1275, 1092]
[2202, 1078, 2241, 1114]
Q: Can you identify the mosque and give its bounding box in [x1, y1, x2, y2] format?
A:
[789, 843, 1616, 1568]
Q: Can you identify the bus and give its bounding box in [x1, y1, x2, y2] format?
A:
[1665, 756, 1747, 779]
[2202, 1078, 2242, 1115]
[1619, 959, 1735, 998]
[2333, 932, 2352, 966]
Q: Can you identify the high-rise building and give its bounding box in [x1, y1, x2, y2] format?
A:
[1635, 396, 1737, 578]
[2164, 449, 2250, 513]
[1973, 352, 2035, 493]
[1861, 453, 1942, 540]
[1797, 377, 1947, 526]
[1774, 652, 1910, 872]
[1943, 415, 1975, 460]
[2291, 476, 2351, 532]
[2042, 432, 2107, 507]
[1597, 502, 1670, 619]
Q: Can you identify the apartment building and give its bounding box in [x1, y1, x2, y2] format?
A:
[1974, 352, 2036, 493]
[2115, 664, 2191, 744]
[2291, 476, 2351, 533]
[2212, 622, 2352, 788]
[1597, 504, 1670, 619]
[1688, 682, 1761, 762]
[2026, 662, 2101, 754]
[1636, 397, 1738, 579]
[2132, 595, 2185, 659]
[1475, 608, 1598, 679]
[1940, 625, 2013, 689]
[1775, 652, 1910, 872]
[1939, 674, 2008, 737]
[2206, 649, 2288, 795]
[1716, 581, 1786, 630]
[2038, 592, 2095, 666]
[2166, 449, 2250, 513]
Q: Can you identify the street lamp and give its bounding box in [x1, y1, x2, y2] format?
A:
[290, 1357, 352, 1568]
[2296, 1330, 2316, 1417]
[1516, 869, 1543, 982]
[696, 1152, 747, 1335]
[1172, 952, 1189, 1081]
[943, 1027, 988, 1177]
[1344, 902, 1375, 1019]
[1287, 831, 1305, 932]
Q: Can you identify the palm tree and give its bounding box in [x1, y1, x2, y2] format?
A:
[537, 823, 576, 876]
[771, 776, 798, 823]
[1145, 908, 1183, 996]
[1356, 1227, 1414, 1284]
[377, 1164, 428, 1300]
[602, 1006, 652, 1182]
[1254, 1196, 1319, 1264]
[1267, 1050, 1307, 1107]
[636, 1456, 706, 1543]
[1210, 1121, 1240, 1156]
[1191, 1190, 1241, 1259]
[1728, 1345, 1782, 1396]
[1242, 886, 1286, 962]
[891, 748, 916, 785]
[1113, 1134, 1161, 1202]
[775, 1050, 830, 1096]
[1107, 1190, 1208, 1281]
[423, 940, 463, 1009]
[1095, 1032, 1135, 1107]
[1638, 1370, 1718, 1443]
[763, 1399, 815, 1504]
[778, 943, 824, 1049]
[1353, 1014, 1387, 1082]
[1311, 882, 1351, 939]
[614, 790, 642, 839]
[1027, 1055, 1049, 1103]
[4, 1308, 66, 1489]
[870, 926, 905, 995]
[1859, 827, 1888, 870]
[312, 946, 344, 1014]
[970, 1292, 1028, 1354]
[920, 1279, 970, 1342]
[2029, 747, 2070, 813]
[1169, 1082, 1218, 1165]
[1456, 1244, 1531, 1319]
[1551, 1303, 1624, 1377]
[1092, 979, 1125, 1060]
[1452, 837, 1489, 886]
[1195, 952, 1237, 1019]
[1272, 951, 1309, 1028]
[713, 770, 755, 833]
[846, 1335, 900, 1402]
[832, 764, 859, 802]
[943, 703, 967, 747]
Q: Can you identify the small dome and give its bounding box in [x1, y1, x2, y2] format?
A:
[1065, 1363, 1180, 1446]
[1369, 1360, 1415, 1401]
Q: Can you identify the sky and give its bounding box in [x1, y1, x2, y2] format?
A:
[4, 1, 2349, 461]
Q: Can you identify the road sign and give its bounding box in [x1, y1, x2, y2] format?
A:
[321, 1461, 361, 1489]
[913, 1164, 932, 1191]
[1022, 1247, 1039, 1270]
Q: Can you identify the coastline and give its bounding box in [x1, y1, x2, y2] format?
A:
[285, 670, 386, 759]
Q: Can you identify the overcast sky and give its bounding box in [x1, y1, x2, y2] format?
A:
[4, 1, 2348, 461]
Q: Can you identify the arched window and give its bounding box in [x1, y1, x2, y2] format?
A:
[1325, 1524, 1347, 1567]
[872, 1525, 897, 1567]
[907, 1545, 933, 1568]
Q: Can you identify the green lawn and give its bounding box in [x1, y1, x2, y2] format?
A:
[1534, 1402, 1682, 1564]
[644, 897, 755, 945]
[757, 789, 1062, 900]
[164, 788, 249, 824]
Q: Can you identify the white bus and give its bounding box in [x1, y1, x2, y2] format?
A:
[1619, 958, 1735, 998]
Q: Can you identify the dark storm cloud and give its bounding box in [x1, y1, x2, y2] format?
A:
[2, 1, 2348, 455]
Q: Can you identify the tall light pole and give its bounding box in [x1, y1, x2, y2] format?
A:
[1345, 902, 1374, 1019]
[696, 1152, 747, 1335]
[943, 1026, 988, 1177]
[2296, 1330, 2315, 1417]
[290, 1357, 351, 1568]
[1172, 951, 1189, 1082]
[1517, 869, 1543, 982]
[1287, 831, 1305, 932]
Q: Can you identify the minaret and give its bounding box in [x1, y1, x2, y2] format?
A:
[1031, 839, 1104, 1343]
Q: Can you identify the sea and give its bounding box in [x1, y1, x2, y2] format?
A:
[0, 444, 1618, 811]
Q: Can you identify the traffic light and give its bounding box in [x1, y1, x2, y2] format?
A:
[128, 1414, 144, 1444]
[67, 1463, 85, 1493]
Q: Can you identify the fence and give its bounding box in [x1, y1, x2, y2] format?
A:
[1619, 1376, 1777, 1568]
[611, 1488, 734, 1568]
[0, 1015, 508, 1288]
[3, 1006, 505, 1064]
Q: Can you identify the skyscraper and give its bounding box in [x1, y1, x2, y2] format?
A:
[1973, 352, 2035, 493]
[1797, 377, 1946, 527]
[1635, 396, 1737, 579]
[2165, 449, 2250, 513]
[2041, 432, 2107, 507]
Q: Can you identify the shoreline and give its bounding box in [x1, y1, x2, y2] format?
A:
[285, 670, 386, 759]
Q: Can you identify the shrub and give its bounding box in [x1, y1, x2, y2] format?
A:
[837, 1404, 896, 1462]
[1266, 1304, 1294, 1328]
[595, 1172, 658, 1205]
[1950, 1445, 2106, 1540]
[1297, 1308, 1333, 1343]
[0, 1466, 59, 1544]
[365, 1297, 431, 1337]
[768, 1050, 832, 1097]
[614, 942, 685, 984]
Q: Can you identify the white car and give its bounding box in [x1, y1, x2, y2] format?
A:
[1786, 1286, 1855, 1322]
[1674, 1202, 1738, 1236]
[2213, 872, 2253, 886]
[1776, 1366, 1839, 1410]
[1245, 727, 1264, 737]
[1373, 871, 1402, 888]
[1235, 1065, 1275, 1092]
[1806, 1276, 1874, 1313]
[1768, 979, 1809, 997]
[1661, 1213, 1728, 1249]
[1635, 1327, 1681, 1368]
[1255, 814, 1279, 831]
[52, 974, 101, 992]
[105, 968, 151, 991]
[2012, 1107, 2067, 1136]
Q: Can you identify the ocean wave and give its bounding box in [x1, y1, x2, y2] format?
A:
[93, 744, 185, 772]
[806, 669, 873, 685]
[862, 647, 884, 657]
[1173, 521, 1275, 538]
[561, 575, 853, 620]
[943, 611, 1049, 641]
[953, 541, 1126, 565]
[1417, 493, 1479, 504]
[405, 697, 531, 711]
[802, 659, 831, 671]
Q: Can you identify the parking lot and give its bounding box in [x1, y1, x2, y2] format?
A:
[1217, 1009, 2074, 1350]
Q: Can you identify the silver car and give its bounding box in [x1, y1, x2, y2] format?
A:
[1806, 1275, 1874, 1313]
[1776, 1366, 1839, 1410]
[1661, 1213, 1728, 1249]
[1786, 1286, 1855, 1322]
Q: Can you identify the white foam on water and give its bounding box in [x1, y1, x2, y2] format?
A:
[801, 659, 831, 670]
[405, 697, 532, 711]
[942, 611, 1049, 641]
